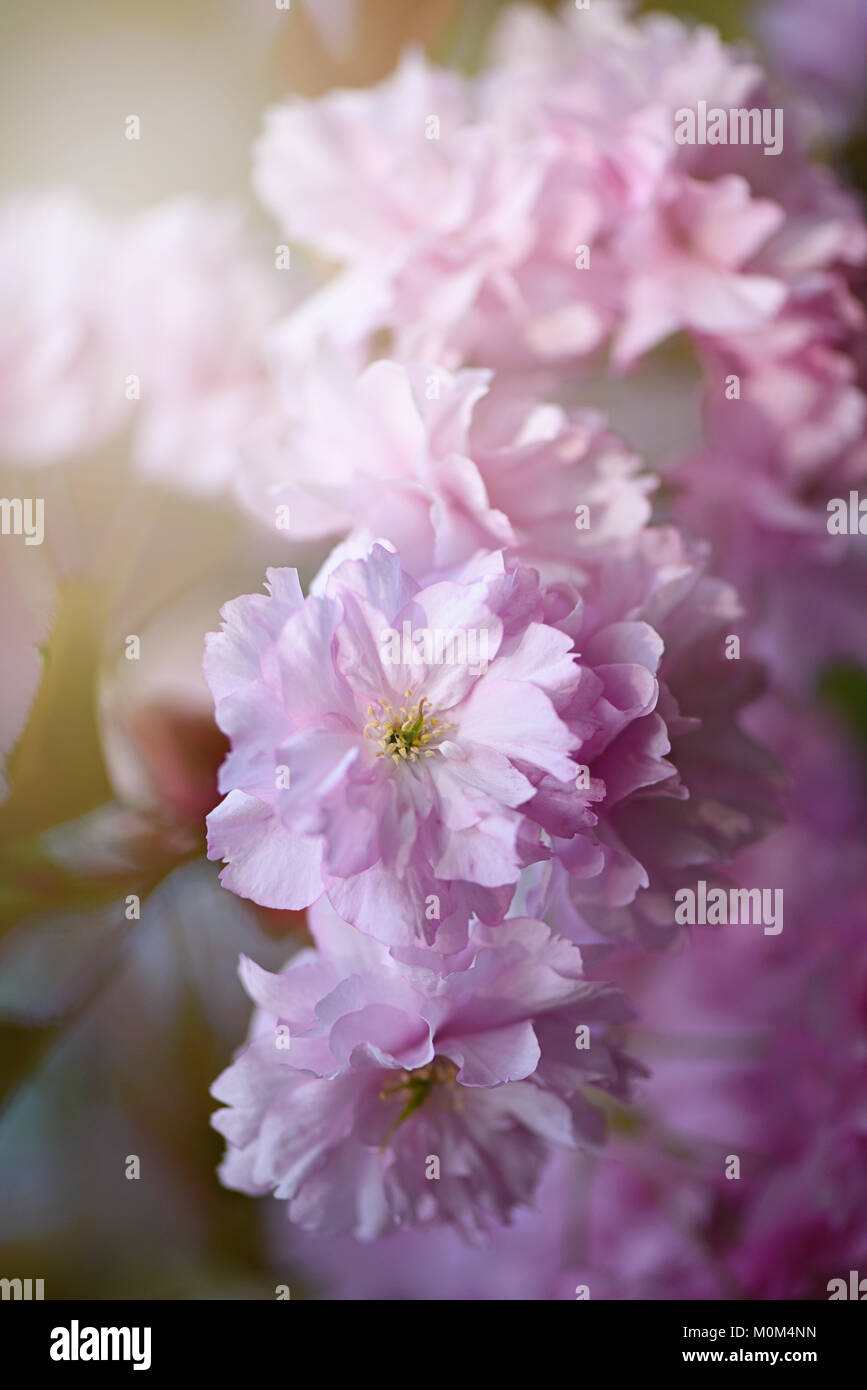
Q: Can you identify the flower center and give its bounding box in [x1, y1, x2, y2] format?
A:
[379, 1057, 461, 1148]
[363, 692, 453, 765]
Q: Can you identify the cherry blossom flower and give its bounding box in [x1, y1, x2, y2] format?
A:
[212, 899, 631, 1238]
[205, 543, 580, 948]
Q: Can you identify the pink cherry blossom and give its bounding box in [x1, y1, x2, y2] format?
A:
[240, 357, 653, 580]
[212, 900, 631, 1238]
[205, 542, 581, 948]
[251, 1, 867, 561]
[117, 198, 297, 494]
[0, 192, 131, 464]
[525, 523, 781, 949]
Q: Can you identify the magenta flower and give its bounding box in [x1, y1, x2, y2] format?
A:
[212, 899, 631, 1238]
[250, 5, 840, 374]
[611, 174, 786, 366]
[207, 499, 777, 954]
[239, 359, 516, 571]
[253, 49, 545, 369]
[528, 526, 781, 948]
[241, 357, 653, 580]
[286, 1148, 587, 1299]
[205, 542, 580, 947]
[251, 2, 867, 564]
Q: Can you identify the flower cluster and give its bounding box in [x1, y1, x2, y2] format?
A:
[287, 705, 867, 1294]
[4, 0, 864, 1265]
[205, 368, 779, 1229]
[252, 0, 867, 581]
[205, 494, 778, 953]
[202, 1, 866, 1242]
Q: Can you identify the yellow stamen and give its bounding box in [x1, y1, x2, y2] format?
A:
[363, 691, 453, 766]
